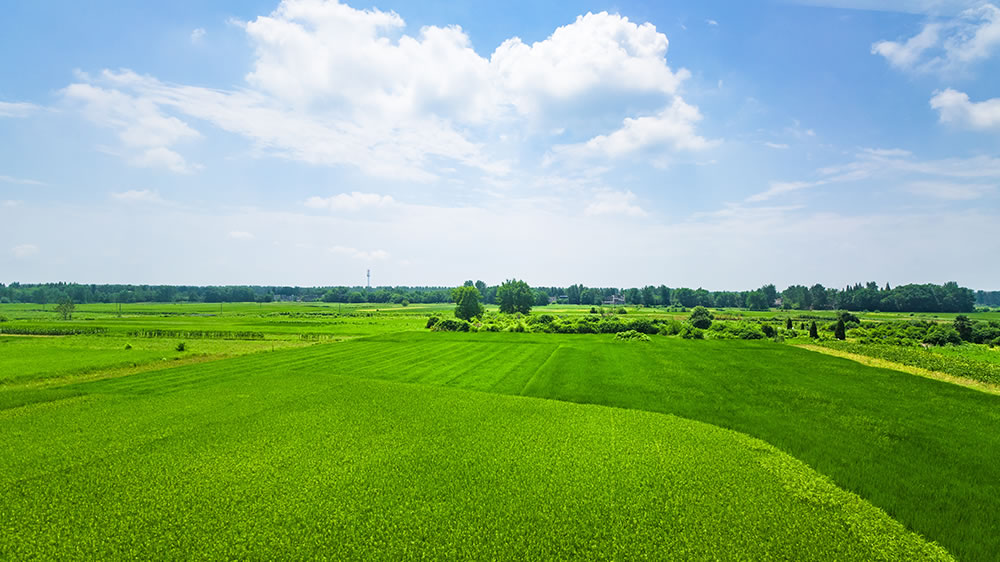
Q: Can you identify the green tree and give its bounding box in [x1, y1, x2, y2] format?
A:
[834, 318, 847, 340]
[689, 306, 713, 329]
[496, 279, 533, 315]
[809, 321, 819, 339]
[954, 315, 973, 342]
[785, 317, 793, 330]
[55, 297, 75, 320]
[745, 290, 769, 311]
[452, 285, 484, 321]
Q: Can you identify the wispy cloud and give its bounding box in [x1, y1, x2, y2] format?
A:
[872, 3, 1000, 74]
[0, 101, 40, 118]
[330, 245, 389, 261]
[584, 190, 647, 217]
[306, 192, 396, 212]
[111, 189, 169, 204]
[228, 230, 255, 240]
[190, 28, 206, 44]
[764, 142, 789, 149]
[0, 175, 46, 186]
[11, 244, 39, 258]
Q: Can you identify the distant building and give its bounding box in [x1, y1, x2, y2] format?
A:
[602, 294, 625, 306]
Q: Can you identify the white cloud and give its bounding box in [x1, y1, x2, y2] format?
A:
[862, 147, 913, 157]
[0, 101, 40, 118]
[190, 28, 206, 43]
[706, 19, 719, 26]
[2, 200, 22, 207]
[930, 88, 1000, 130]
[551, 97, 716, 162]
[764, 142, 790, 149]
[228, 230, 255, 240]
[750, 148, 1000, 204]
[0, 175, 46, 186]
[305, 192, 395, 211]
[330, 245, 389, 260]
[871, 23, 942, 69]
[111, 189, 168, 204]
[906, 180, 996, 199]
[61, 3, 707, 181]
[746, 181, 816, 203]
[872, 3, 1000, 73]
[584, 190, 647, 217]
[62, 81, 201, 174]
[12, 244, 38, 258]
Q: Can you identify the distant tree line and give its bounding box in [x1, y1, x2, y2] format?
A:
[977, 291, 1000, 307]
[0, 280, 982, 313]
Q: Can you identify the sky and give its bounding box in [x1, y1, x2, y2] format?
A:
[1, 0, 998, 290]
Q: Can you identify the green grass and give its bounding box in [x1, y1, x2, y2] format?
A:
[133, 331, 996, 561]
[0, 335, 306, 386]
[0, 353, 948, 560]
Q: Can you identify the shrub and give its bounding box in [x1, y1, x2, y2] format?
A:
[0, 314, 7, 323]
[426, 316, 441, 329]
[616, 307, 628, 314]
[401, 299, 409, 307]
[659, 319, 684, 336]
[627, 318, 657, 334]
[689, 306, 713, 330]
[176, 342, 186, 352]
[679, 325, 704, 340]
[124, 343, 132, 350]
[614, 330, 651, 342]
[731, 322, 765, 340]
[433, 318, 470, 332]
[761, 324, 776, 338]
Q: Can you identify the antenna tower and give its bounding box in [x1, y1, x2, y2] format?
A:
[367, 269, 371, 290]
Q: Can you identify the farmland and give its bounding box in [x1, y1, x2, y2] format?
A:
[2, 301, 999, 559]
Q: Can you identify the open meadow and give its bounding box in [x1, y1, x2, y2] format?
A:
[3, 301, 1000, 559]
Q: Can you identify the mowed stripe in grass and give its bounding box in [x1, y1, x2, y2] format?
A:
[1, 368, 949, 560]
[129, 331, 997, 562]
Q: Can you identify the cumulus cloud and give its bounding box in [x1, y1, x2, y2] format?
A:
[872, 3, 1000, 73]
[584, 190, 647, 217]
[330, 245, 389, 260]
[305, 192, 395, 211]
[550, 97, 716, 162]
[190, 28, 206, 43]
[61, 2, 708, 181]
[12, 244, 38, 258]
[930, 88, 1000, 130]
[0, 101, 40, 118]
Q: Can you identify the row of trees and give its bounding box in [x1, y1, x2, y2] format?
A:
[0, 280, 981, 313]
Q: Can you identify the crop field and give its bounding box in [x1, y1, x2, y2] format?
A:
[2, 302, 999, 559]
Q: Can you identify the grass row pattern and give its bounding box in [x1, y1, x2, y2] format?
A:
[0, 359, 948, 560]
[105, 330, 995, 562]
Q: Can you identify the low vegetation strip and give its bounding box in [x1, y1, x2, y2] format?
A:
[816, 341, 1000, 385]
[798, 344, 1000, 395]
[0, 371, 949, 560]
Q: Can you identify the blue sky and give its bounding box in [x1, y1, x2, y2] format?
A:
[1, 0, 998, 289]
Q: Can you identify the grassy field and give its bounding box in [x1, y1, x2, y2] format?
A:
[3, 301, 998, 559]
[0, 350, 949, 560]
